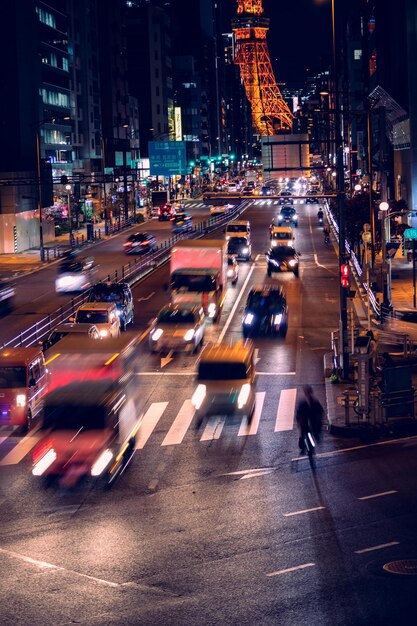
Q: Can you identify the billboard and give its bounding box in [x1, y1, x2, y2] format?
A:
[149, 141, 187, 177]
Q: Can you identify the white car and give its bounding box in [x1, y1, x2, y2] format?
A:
[149, 304, 205, 354]
[55, 257, 97, 293]
[210, 204, 232, 216]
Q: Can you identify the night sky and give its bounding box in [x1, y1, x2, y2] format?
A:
[226, 0, 332, 86]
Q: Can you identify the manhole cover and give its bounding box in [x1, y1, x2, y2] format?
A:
[383, 560, 417, 575]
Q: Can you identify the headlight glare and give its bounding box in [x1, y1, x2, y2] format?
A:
[16, 394, 26, 407]
[152, 328, 163, 341]
[99, 329, 109, 337]
[244, 313, 254, 325]
[192, 384, 206, 409]
[184, 329, 195, 341]
[238, 383, 251, 409]
[274, 313, 283, 325]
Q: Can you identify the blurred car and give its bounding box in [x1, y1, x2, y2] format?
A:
[278, 206, 298, 227]
[270, 226, 294, 248]
[172, 213, 193, 233]
[227, 236, 251, 261]
[149, 303, 205, 354]
[227, 255, 239, 285]
[279, 196, 294, 205]
[242, 186, 253, 196]
[227, 183, 238, 193]
[41, 323, 100, 351]
[88, 282, 134, 331]
[261, 186, 273, 196]
[172, 201, 186, 214]
[123, 232, 157, 254]
[0, 281, 15, 316]
[242, 285, 288, 338]
[266, 246, 300, 277]
[210, 204, 231, 216]
[306, 197, 319, 204]
[73, 302, 120, 338]
[55, 256, 97, 294]
[158, 203, 175, 221]
[191, 340, 256, 423]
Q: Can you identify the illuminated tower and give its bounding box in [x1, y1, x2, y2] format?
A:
[232, 0, 293, 135]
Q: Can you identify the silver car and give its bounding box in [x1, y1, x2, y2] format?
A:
[149, 304, 205, 354]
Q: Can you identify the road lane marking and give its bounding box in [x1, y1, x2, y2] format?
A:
[283, 506, 326, 517]
[222, 466, 275, 477]
[355, 541, 399, 555]
[136, 371, 296, 376]
[136, 402, 168, 449]
[200, 416, 226, 441]
[267, 563, 315, 577]
[161, 399, 195, 446]
[275, 388, 297, 431]
[358, 490, 398, 501]
[238, 392, 265, 436]
[291, 434, 417, 462]
[0, 432, 41, 466]
[137, 291, 155, 302]
[218, 263, 255, 343]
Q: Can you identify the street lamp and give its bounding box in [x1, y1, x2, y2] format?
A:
[379, 201, 391, 309]
[65, 184, 72, 246]
[354, 184, 362, 193]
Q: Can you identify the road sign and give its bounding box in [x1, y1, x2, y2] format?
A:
[403, 227, 417, 240]
[149, 141, 187, 177]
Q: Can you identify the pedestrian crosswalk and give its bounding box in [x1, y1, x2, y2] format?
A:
[0, 388, 299, 466]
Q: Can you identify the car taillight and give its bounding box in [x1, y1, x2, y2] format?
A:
[123, 242, 131, 247]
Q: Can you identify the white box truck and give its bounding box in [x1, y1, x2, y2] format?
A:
[170, 240, 227, 322]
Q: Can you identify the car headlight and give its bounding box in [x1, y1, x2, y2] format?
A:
[227, 269, 234, 277]
[192, 384, 206, 409]
[99, 329, 109, 338]
[32, 448, 57, 476]
[151, 328, 163, 341]
[208, 303, 216, 318]
[184, 329, 195, 341]
[293, 216, 298, 221]
[91, 449, 114, 477]
[271, 240, 277, 247]
[274, 313, 283, 325]
[115, 310, 122, 317]
[16, 394, 26, 407]
[244, 313, 254, 325]
[238, 383, 251, 409]
[241, 247, 249, 254]
[56, 275, 77, 288]
[289, 259, 297, 267]
[278, 215, 283, 221]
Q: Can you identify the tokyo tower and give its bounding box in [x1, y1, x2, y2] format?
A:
[232, 0, 293, 136]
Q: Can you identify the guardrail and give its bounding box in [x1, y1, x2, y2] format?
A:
[2, 201, 250, 349]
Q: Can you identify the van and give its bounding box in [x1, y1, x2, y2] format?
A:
[225, 220, 251, 242]
[270, 226, 294, 248]
[191, 340, 256, 423]
[0, 347, 49, 432]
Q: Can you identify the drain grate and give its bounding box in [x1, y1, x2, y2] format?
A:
[383, 560, 417, 576]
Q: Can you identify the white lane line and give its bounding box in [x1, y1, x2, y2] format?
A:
[136, 371, 296, 376]
[238, 392, 265, 436]
[267, 563, 315, 577]
[161, 399, 195, 446]
[291, 434, 417, 462]
[0, 432, 41, 466]
[283, 506, 326, 517]
[275, 388, 297, 432]
[0, 436, 9, 447]
[0, 547, 120, 587]
[355, 541, 399, 555]
[136, 402, 168, 449]
[218, 263, 255, 343]
[358, 490, 398, 501]
[200, 416, 226, 441]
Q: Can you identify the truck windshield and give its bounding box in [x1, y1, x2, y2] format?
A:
[0, 366, 27, 388]
[76, 310, 109, 324]
[198, 361, 247, 380]
[171, 273, 216, 293]
[43, 405, 107, 431]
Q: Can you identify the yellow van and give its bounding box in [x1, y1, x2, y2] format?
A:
[191, 340, 256, 423]
[270, 226, 294, 247]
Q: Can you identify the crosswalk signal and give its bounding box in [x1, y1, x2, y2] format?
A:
[340, 263, 349, 288]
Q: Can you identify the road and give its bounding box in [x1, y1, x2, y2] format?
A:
[0, 197, 415, 625]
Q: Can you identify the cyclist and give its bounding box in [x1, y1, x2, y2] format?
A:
[323, 224, 330, 244]
[317, 209, 324, 225]
[295, 385, 324, 455]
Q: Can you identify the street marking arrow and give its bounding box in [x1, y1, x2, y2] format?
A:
[160, 350, 174, 369]
[137, 291, 155, 302]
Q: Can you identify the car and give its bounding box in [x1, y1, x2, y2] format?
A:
[225, 220, 251, 241]
[158, 203, 175, 220]
[270, 226, 294, 248]
[227, 183, 238, 193]
[242, 285, 288, 338]
[261, 186, 272, 196]
[73, 302, 121, 338]
[55, 255, 97, 293]
[305, 197, 319, 204]
[123, 232, 157, 254]
[149, 303, 205, 354]
[227, 255, 239, 285]
[278, 206, 298, 227]
[227, 236, 251, 261]
[88, 282, 134, 331]
[41, 323, 101, 351]
[172, 201, 186, 214]
[242, 186, 253, 196]
[210, 204, 231, 216]
[266, 245, 300, 277]
[279, 196, 294, 205]
[172, 213, 193, 233]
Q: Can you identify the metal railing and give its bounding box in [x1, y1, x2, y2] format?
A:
[2, 201, 250, 349]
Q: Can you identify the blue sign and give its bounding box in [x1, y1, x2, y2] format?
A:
[149, 141, 187, 177]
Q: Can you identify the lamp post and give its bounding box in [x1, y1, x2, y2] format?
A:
[379, 201, 392, 310]
[35, 129, 45, 262]
[65, 184, 72, 247]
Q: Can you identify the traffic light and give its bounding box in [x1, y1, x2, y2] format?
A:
[340, 263, 349, 288]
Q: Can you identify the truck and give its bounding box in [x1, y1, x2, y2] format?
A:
[151, 191, 168, 216]
[170, 240, 227, 322]
[32, 333, 142, 487]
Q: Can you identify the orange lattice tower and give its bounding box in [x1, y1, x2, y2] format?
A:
[232, 0, 293, 135]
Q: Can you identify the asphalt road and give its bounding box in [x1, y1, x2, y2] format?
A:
[1, 198, 416, 625]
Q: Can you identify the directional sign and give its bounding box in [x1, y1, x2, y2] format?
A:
[149, 141, 187, 177]
[403, 228, 417, 240]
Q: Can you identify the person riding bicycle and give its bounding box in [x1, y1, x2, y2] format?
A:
[323, 224, 330, 243]
[295, 385, 324, 455]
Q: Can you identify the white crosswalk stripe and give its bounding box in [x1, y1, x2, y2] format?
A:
[238, 391, 265, 436]
[0, 432, 41, 466]
[161, 399, 195, 446]
[200, 416, 226, 441]
[275, 388, 298, 432]
[136, 402, 168, 449]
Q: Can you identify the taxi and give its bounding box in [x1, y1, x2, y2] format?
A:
[270, 226, 295, 247]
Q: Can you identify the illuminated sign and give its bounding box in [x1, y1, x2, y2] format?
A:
[174, 107, 182, 141]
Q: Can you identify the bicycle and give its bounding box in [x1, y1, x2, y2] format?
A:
[324, 235, 330, 246]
